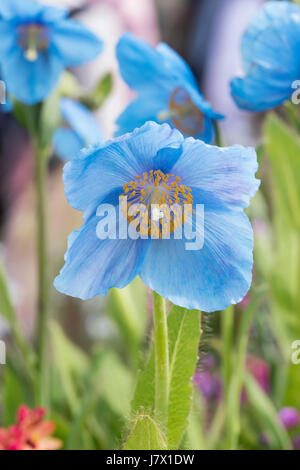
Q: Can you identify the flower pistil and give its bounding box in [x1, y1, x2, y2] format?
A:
[18, 24, 50, 62]
[120, 169, 194, 237]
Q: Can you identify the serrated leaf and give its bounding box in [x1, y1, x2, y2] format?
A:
[131, 348, 155, 415]
[131, 305, 201, 449]
[166, 306, 200, 449]
[123, 414, 167, 450]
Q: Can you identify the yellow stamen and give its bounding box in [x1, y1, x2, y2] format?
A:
[120, 170, 194, 238]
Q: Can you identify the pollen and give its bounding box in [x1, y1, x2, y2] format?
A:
[120, 169, 194, 238]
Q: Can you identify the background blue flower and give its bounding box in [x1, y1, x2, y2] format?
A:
[0, 0, 103, 105]
[54, 122, 259, 312]
[53, 98, 103, 162]
[231, 1, 300, 112]
[116, 33, 223, 144]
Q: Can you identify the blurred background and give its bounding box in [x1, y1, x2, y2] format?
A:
[1, 0, 300, 450]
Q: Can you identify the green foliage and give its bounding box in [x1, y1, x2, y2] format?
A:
[39, 88, 61, 148]
[131, 305, 200, 449]
[264, 114, 300, 349]
[265, 113, 300, 229]
[81, 73, 113, 111]
[244, 373, 291, 450]
[166, 307, 200, 449]
[123, 414, 167, 450]
[108, 278, 149, 366]
[2, 364, 32, 426]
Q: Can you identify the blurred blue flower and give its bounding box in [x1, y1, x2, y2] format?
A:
[53, 98, 102, 161]
[116, 33, 223, 144]
[0, 0, 103, 105]
[231, 1, 300, 112]
[54, 121, 259, 312]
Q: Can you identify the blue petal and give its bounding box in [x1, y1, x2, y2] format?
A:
[156, 42, 198, 88]
[54, 205, 150, 300]
[0, 45, 63, 105]
[140, 210, 254, 312]
[242, 1, 300, 71]
[116, 92, 168, 136]
[1, 98, 13, 113]
[153, 146, 183, 174]
[116, 92, 217, 144]
[38, 5, 67, 24]
[187, 88, 224, 121]
[0, 21, 17, 60]
[116, 33, 175, 94]
[116, 33, 223, 139]
[0, 0, 42, 19]
[231, 72, 293, 112]
[64, 122, 183, 212]
[53, 128, 83, 162]
[194, 115, 215, 144]
[51, 19, 103, 66]
[171, 138, 260, 211]
[59, 98, 102, 145]
[231, 1, 300, 111]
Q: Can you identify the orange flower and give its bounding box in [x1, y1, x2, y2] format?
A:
[0, 405, 62, 450]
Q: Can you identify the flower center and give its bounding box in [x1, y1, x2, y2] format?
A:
[18, 24, 49, 62]
[120, 169, 193, 238]
[158, 87, 205, 136]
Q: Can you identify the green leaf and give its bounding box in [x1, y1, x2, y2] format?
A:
[0, 258, 36, 375]
[50, 321, 88, 414]
[131, 305, 201, 449]
[12, 100, 39, 137]
[2, 360, 33, 426]
[265, 113, 300, 228]
[166, 306, 200, 449]
[264, 113, 300, 347]
[58, 71, 81, 98]
[123, 414, 167, 450]
[184, 389, 206, 450]
[244, 373, 292, 450]
[131, 348, 155, 415]
[108, 278, 148, 364]
[0, 258, 17, 327]
[81, 73, 113, 111]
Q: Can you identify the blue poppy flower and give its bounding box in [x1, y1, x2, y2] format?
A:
[54, 121, 259, 312]
[0, 0, 103, 105]
[53, 98, 103, 161]
[231, 1, 300, 112]
[115, 33, 223, 144]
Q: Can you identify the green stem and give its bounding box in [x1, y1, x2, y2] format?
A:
[222, 305, 234, 401]
[213, 120, 224, 147]
[0, 259, 36, 378]
[152, 290, 169, 429]
[34, 142, 50, 407]
[225, 303, 255, 450]
[283, 101, 300, 134]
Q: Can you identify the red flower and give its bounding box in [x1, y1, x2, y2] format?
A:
[0, 405, 62, 450]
